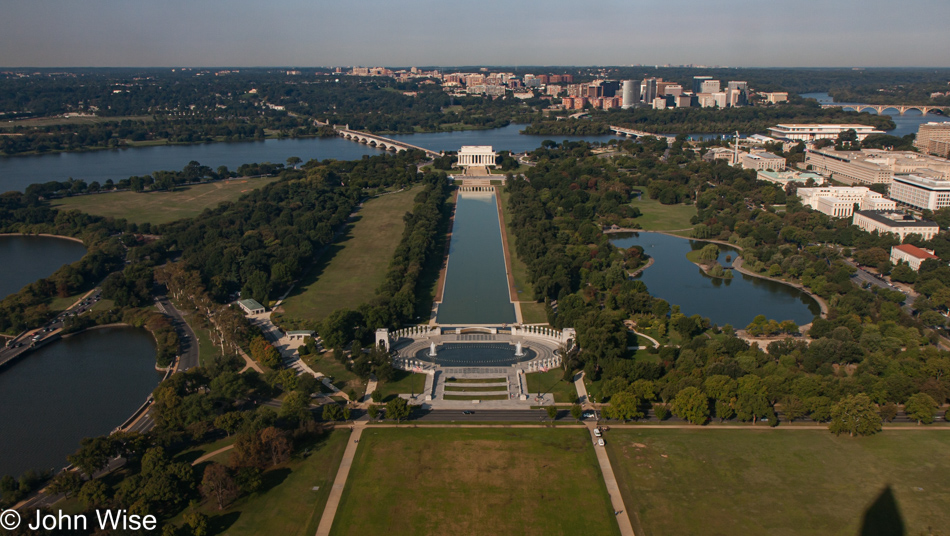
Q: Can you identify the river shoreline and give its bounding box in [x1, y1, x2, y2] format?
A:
[0, 232, 84, 245]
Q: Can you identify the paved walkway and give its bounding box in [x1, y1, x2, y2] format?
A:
[191, 444, 235, 466]
[574, 371, 590, 407]
[315, 422, 365, 536]
[586, 421, 636, 536]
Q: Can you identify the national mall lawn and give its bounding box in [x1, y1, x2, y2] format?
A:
[328, 427, 621, 536]
[606, 428, 950, 536]
[277, 186, 418, 325]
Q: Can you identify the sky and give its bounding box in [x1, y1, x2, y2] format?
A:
[2, 0, 949, 68]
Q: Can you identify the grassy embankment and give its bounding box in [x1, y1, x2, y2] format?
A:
[497, 189, 547, 324]
[51, 178, 280, 225]
[525, 369, 577, 403]
[329, 428, 621, 536]
[606, 428, 950, 536]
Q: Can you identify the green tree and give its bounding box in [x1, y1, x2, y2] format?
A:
[184, 510, 209, 536]
[605, 391, 643, 422]
[367, 404, 379, 419]
[829, 394, 882, 437]
[322, 403, 343, 421]
[670, 387, 709, 425]
[47, 471, 83, 498]
[570, 404, 583, 422]
[280, 391, 311, 423]
[386, 397, 411, 423]
[904, 393, 938, 425]
[736, 375, 774, 424]
[78, 479, 109, 508]
[286, 156, 302, 169]
[546, 406, 558, 420]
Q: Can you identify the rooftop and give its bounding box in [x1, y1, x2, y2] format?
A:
[238, 298, 265, 310]
[854, 210, 939, 228]
[893, 244, 939, 260]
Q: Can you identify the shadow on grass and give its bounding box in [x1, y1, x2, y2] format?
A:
[208, 511, 241, 535]
[859, 486, 904, 536]
[258, 467, 292, 495]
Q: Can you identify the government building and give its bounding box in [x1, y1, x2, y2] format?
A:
[804, 148, 950, 186]
[852, 210, 939, 241]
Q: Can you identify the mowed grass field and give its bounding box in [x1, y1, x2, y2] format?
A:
[629, 193, 697, 231]
[278, 187, 418, 325]
[606, 429, 950, 536]
[330, 428, 621, 536]
[185, 431, 348, 536]
[51, 177, 280, 225]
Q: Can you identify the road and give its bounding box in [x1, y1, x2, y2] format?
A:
[154, 292, 199, 371]
[0, 288, 102, 369]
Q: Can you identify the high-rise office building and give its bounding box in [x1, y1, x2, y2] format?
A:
[642, 77, 658, 105]
[692, 76, 713, 94]
[727, 81, 749, 105]
[700, 79, 721, 94]
[621, 80, 639, 109]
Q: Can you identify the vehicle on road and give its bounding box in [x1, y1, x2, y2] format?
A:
[593, 428, 602, 437]
[597, 438, 605, 447]
[463, 411, 475, 415]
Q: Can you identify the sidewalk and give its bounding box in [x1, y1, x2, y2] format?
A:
[315, 422, 365, 536]
[586, 421, 636, 536]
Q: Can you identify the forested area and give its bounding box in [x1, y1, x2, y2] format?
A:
[528, 101, 895, 136]
[0, 69, 536, 156]
[317, 174, 451, 362]
[507, 139, 950, 430]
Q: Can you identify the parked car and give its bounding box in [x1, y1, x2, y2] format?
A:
[593, 428, 602, 437]
[597, 438, 605, 447]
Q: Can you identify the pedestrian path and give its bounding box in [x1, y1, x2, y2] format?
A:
[574, 371, 590, 407]
[586, 421, 636, 536]
[315, 422, 365, 536]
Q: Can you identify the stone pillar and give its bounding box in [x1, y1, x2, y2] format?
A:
[375, 328, 390, 351]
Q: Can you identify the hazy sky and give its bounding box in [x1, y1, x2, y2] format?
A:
[2, 0, 948, 68]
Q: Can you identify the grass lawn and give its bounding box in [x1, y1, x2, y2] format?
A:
[303, 352, 366, 397]
[175, 431, 348, 536]
[520, 301, 548, 324]
[444, 377, 506, 383]
[375, 369, 427, 401]
[498, 189, 535, 301]
[330, 428, 621, 536]
[278, 187, 419, 326]
[606, 429, 950, 536]
[51, 177, 280, 225]
[442, 385, 508, 392]
[525, 369, 577, 403]
[443, 394, 509, 401]
[629, 194, 696, 232]
[48, 291, 87, 312]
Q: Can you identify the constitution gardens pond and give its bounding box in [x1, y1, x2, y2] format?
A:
[0, 235, 87, 301]
[610, 232, 820, 327]
[0, 327, 160, 477]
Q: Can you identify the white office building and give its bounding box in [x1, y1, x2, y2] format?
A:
[768, 124, 884, 142]
[890, 244, 939, 271]
[797, 186, 895, 218]
[852, 211, 939, 241]
[888, 174, 950, 211]
[740, 151, 786, 171]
